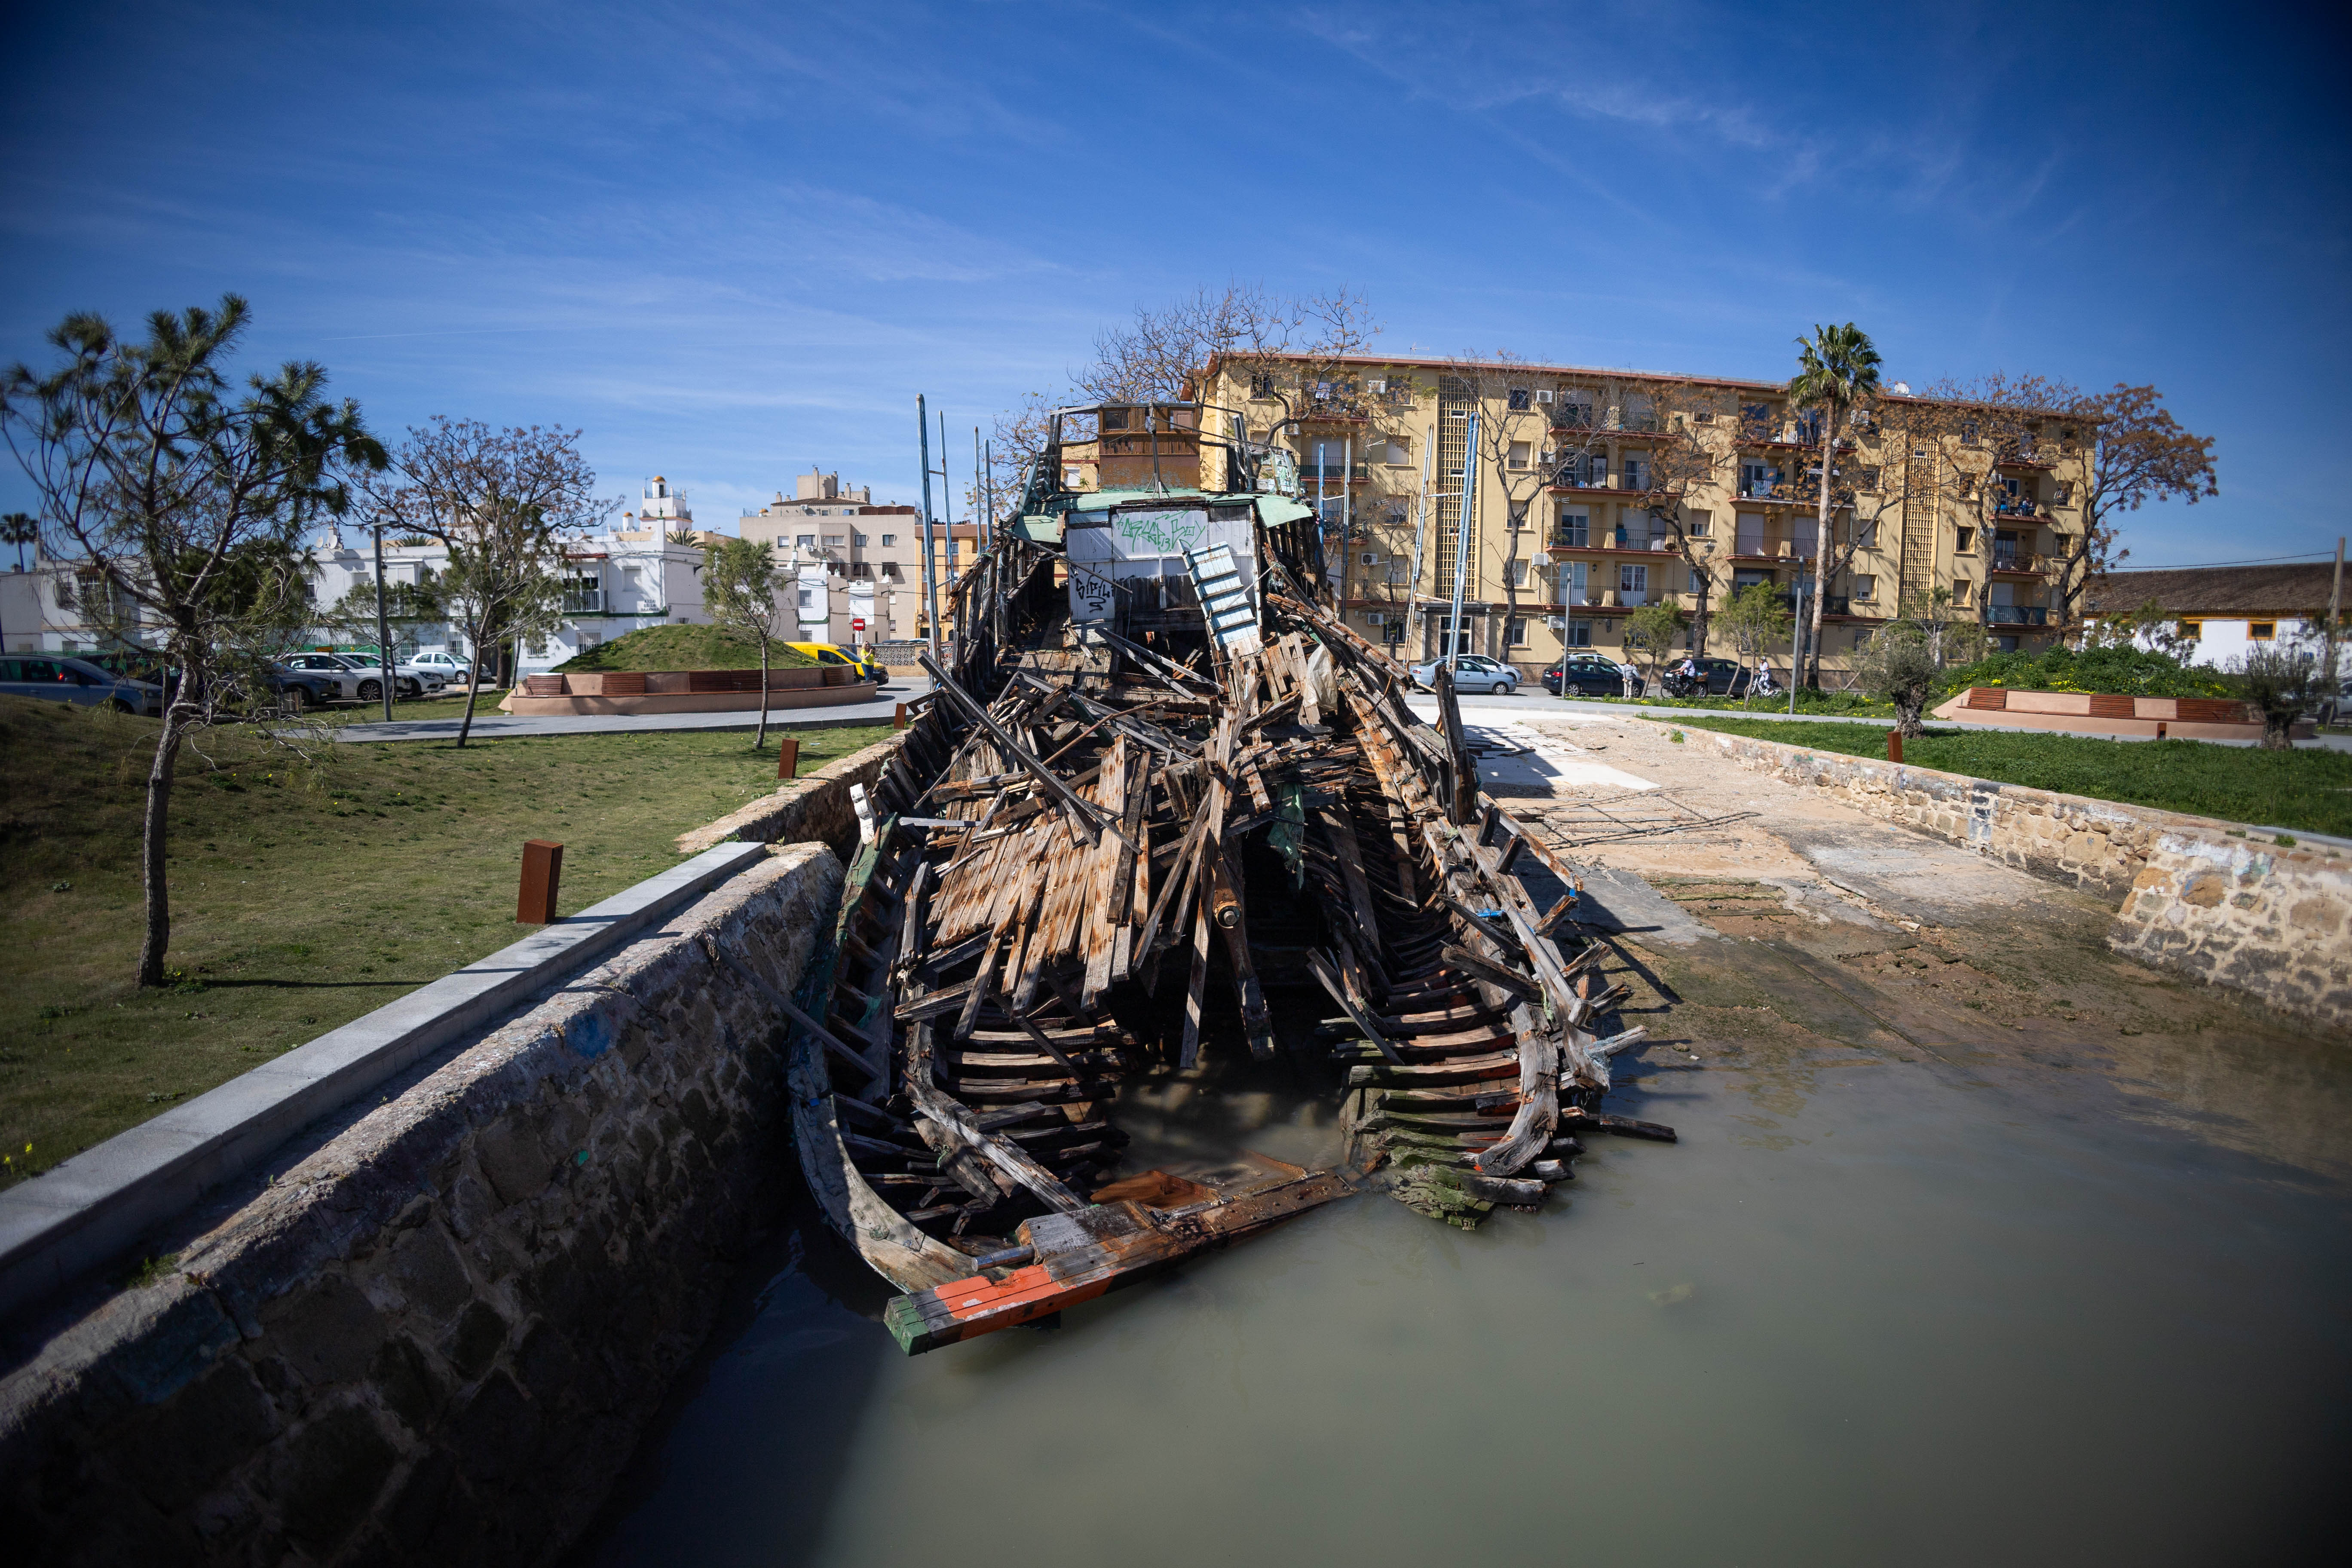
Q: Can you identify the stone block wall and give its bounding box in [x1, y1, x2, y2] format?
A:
[674, 729, 907, 859]
[1699, 730, 2352, 1029]
[0, 842, 845, 1566]
[2111, 833, 2352, 1025]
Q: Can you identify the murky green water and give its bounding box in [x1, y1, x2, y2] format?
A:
[575, 997, 2350, 1567]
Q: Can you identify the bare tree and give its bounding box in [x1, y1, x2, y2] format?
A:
[974, 283, 1381, 514]
[1925, 374, 2216, 638]
[358, 418, 609, 746]
[1432, 353, 1555, 660]
[1615, 379, 1735, 654]
[1, 295, 382, 986]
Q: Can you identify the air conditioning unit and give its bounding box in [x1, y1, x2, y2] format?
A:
[1360, 552, 1383, 565]
[1537, 389, 1553, 404]
[1545, 617, 1567, 629]
[1364, 611, 1385, 625]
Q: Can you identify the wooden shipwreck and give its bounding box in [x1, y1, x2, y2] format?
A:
[782, 405, 1675, 1354]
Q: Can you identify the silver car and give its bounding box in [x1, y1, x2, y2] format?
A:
[0, 654, 165, 715]
[1408, 653, 1522, 696]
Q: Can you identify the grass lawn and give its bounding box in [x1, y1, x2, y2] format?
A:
[0, 695, 891, 1189]
[1655, 714, 2352, 839]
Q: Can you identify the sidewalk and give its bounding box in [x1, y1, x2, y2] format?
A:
[329, 679, 932, 743]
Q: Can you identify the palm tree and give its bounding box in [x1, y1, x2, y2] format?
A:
[1, 511, 35, 572]
[1787, 323, 1882, 688]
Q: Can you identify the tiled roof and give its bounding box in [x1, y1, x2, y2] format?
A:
[2084, 564, 2340, 617]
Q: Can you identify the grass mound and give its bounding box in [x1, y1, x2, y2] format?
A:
[1659, 714, 2352, 838]
[554, 624, 817, 673]
[0, 695, 888, 1188]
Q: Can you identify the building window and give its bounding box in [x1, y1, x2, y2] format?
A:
[1954, 527, 1975, 553]
[1507, 388, 1532, 410]
[2178, 619, 2201, 641]
[1953, 580, 1973, 606]
[1507, 504, 1528, 531]
[1858, 466, 1882, 490]
[823, 534, 844, 547]
[2249, 621, 2276, 641]
[1856, 521, 1878, 549]
[1618, 564, 1648, 598]
[1565, 619, 1594, 647]
[797, 533, 816, 548]
[1556, 510, 1590, 548]
[1507, 440, 1531, 469]
[1506, 616, 1528, 646]
[1621, 457, 1649, 491]
[853, 533, 869, 546]
[1506, 560, 1529, 587]
[1853, 575, 1876, 601]
[1686, 514, 1711, 538]
[1379, 436, 1412, 466]
[1559, 560, 1589, 604]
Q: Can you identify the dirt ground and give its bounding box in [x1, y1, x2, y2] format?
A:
[1470, 714, 2350, 1182]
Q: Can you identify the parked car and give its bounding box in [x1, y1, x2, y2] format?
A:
[260, 661, 340, 714]
[275, 652, 438, 701]
[410, 650, 473, 687]
[1543, 653, 1638, 697]
[785, 642, 887, 684]
[275, 652, 368, 701]
[0, 654, 165, 715]
[1661, 657, 1755, 698]
[1407, 654, 1521, 695]
[337, 652, 446, 698]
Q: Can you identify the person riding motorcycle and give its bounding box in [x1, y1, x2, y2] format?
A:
[1663, 655, 1703, 698]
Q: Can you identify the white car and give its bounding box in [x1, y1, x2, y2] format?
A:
[410, 650, 473, 687]
[1409, 654, 1522, 696]
[275, 652, 440, 702]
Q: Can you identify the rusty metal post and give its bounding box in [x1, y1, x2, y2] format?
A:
[518, 840, 563, 924]
[894, 701, 908, 730]
[1886, 729, 1902, 765]
[776, 735, 800, 780]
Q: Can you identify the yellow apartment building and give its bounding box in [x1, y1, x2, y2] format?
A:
[1186, 354, 2089, 681]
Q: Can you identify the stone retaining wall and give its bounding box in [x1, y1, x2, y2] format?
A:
[0, 843, 844, 1566]
[674, 728, 908, 858]
[1698, 729, 2351, 1029]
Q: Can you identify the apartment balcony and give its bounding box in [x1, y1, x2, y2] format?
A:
[561, 589, 605, 614]
[1548, 472, 1648, 496]
[1989, 550, 2051, 578]
[1983, 605, 2050, 627]
[1727, 539, 1814, 564]
[1297, 461, 1377, 484]
[1991, 499, 2050, 522]
[1547, 530, 1680, 556]
[1994, 450, 2056, 471]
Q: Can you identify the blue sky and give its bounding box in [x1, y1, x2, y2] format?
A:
[3, 0, 2345, 567]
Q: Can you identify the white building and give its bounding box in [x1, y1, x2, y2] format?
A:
[2086, 564, 2341, 668]
[303, 478, 712, 672]
[739, 469, 925, 646]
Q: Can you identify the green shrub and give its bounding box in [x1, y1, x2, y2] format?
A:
[1941, 644, 2228, 701]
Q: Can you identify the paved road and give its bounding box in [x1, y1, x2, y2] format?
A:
[330, 679, 934, 742]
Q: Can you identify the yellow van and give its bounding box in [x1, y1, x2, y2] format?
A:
[787, 642, 885, 684]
